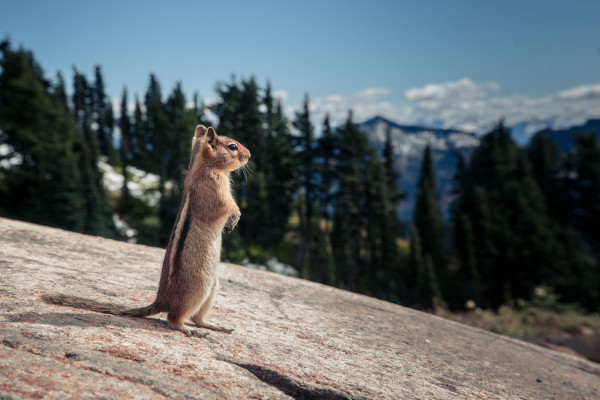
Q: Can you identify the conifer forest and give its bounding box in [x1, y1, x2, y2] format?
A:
[1, 42, 599, 312]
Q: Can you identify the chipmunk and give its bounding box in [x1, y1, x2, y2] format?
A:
[42, 125, 250, 337]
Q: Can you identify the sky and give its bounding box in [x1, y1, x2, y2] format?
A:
[2, 0, 599, 138]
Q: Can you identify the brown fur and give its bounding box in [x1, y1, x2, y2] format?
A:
[41, 125, 250, 337]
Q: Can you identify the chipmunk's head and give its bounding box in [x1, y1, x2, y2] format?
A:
[192, 125, 251, 172]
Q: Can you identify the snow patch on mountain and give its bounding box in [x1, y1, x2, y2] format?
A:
[359, 116, 480, 221]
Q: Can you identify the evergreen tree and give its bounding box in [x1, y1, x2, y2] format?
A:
[0, 42, 85, 232]
[119, 88, 132, 215]
[92, 66, 116, 164]
[561, 133, 600, 307]
[567, 133, 600, 253]
[239, 78, 270, 247]
[450, 151, 481, 306]
[407, 225, 443, 308]
[144, 73, 169, 177]
[527, 133, 567, 222]
[528, 133, 597, 306]
[453, 123, 568, 307]
[315, 113, 337, 284]
[72, 69, 113, 237]
[130, 97, 146, 169]
[316, 114, 336, 223]
[414, 145, 445, 279]
[364, 154, 401, 299]
[52, 71, 68, 108]
[330, 112, 369, 290]
[414, 146, 444, 261]
[292, 94, 316, 279]
[263, 92, 298, 247]
[383, 125, 404, 224]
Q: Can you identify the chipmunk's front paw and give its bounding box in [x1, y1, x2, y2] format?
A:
[225, 212, 241, 234]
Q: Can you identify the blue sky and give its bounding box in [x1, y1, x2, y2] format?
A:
[2, 0, 599, 135]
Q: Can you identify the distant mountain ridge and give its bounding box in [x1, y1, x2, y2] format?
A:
[359, 115, 600, 222]
[359, 115, 480, 222]
[532, 119, 600, 151]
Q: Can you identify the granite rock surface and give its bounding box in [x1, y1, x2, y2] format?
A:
[1, 217, 599, 399]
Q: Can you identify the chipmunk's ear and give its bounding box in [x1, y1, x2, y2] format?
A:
[195, 125, 208, 138]
[206, 127, 217, 146]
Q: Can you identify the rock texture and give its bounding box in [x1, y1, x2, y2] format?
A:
[0, 217, 599, 400]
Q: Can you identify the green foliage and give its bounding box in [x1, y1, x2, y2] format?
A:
[264, 99, 298, 242]
[119, 88, 132, 215]
[0, 42, 85, 232]
[3, 42, 599, 317]
[72, 69, 113, 237]
[449, 123, 600, 310]
[414, 145, 444, 266]
[437, 296, 600, 340]
[292, 94, 316, 279]
[92, 66, 117, 164]
[412, 145, 447, 306]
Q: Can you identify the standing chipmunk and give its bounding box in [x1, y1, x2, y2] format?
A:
[42, 125, 250, 337]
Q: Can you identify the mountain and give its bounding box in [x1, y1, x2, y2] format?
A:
[359, 116, 480, 222]
[531, 119, 600, 152]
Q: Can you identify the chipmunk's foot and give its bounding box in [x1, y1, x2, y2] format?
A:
[171, 323, 209, 338]
[195, 321, 234, 334]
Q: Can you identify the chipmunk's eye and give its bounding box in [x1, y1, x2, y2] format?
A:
[228, 144, 238, 151]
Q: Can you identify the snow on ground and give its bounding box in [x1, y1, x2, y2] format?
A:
[98, 157, 162, 207]
[0, 144, 23, 169]
[240, 257, 299, 277]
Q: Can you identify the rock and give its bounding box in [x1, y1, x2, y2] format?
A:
[0, 217, 599, 399]
[565, 333, 600, 364]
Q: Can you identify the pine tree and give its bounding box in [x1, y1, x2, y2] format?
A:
[527, 133, 597, 307]
[450, 151, 482, 306]
[72, 69, 113, 237]
[130, 97, 146, 169]
[0, 42, 85, 232]
[568, 133, 600, 253]
[119, 88, 132, 215]
[455, 214, 480, 305]
[315, 114, 337, 284]
[144, 73, 169, 177]
[292, 94, 316, 279]
[239, 78, 271, 248]
[561, 133, 600, 307]
[364, 154, 401, 299]
[383, 125, 405, 219]
[527, 133, 566, 222]
[454, 123, 567, 307]
[414, 146, 445, 267]
[52, 71, 68, 108]
[316, 114, 337, 222]
[263, 91, 298, 247]
[406, 226, 423, 306]
[92, 66, 116, 164]
[330, 111, 369, 290]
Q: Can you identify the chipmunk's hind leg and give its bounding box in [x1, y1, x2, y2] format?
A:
[191, 280, 233, 334]
[167, 297, 208, 338]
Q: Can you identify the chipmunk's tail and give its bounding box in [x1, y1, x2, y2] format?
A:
[41, 293, 165, 317]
